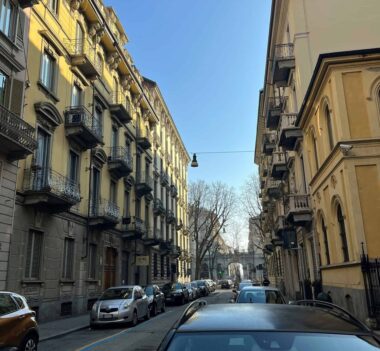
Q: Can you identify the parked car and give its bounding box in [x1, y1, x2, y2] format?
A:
[185, 283, 196, 301]
[235, 286, 286, 304]
[144, 285, 166, 316]
[190, 281, 201, 298]
[0, 292, 39, 351]
[90, 285, 150, 328]
[158, 300, 380, 350]
[220, 279, 233, 289]
[207, 280, 216, 292]
[193, 280, 209, 296]
[162, 283, 190, 305]
[231, 281, 253, 301]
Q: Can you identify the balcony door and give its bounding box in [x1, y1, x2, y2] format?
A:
[104, 247, 117, 289]
[71, 83, 82, 107]
[91, 167, 100, 216]
[75, 22, 84, 54]
[35, 128, 50, 190]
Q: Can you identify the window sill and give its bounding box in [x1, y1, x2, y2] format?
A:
[85, 279, 100, 285]
[21, 280, 45, 287]
[59, 279, 75, 286]
[320, 261, 360, 270]
[37, 81, 60, 103]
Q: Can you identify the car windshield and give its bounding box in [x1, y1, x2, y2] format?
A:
[238, 282, 252, 290]
[237, 289, 284, 304]
[191, 282, 197, 288]
[198, 281, 206, 287]
[167, 332, 380, 351]
[100, 288, 133, 300]
[145, 286, 154, 296]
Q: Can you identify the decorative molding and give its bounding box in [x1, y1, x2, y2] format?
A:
[69, 0, 83, 11]
[330, 174, 337, 189]
[34, 102, 63, 132]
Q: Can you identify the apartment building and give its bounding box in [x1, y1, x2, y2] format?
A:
[0, 0, 38, 290]
[5, 0, 189, 322]
[255, 0, 380, 322]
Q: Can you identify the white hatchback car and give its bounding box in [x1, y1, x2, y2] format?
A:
[90, 285, 150, 327]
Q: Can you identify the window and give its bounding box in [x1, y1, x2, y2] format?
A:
[111, 126, 118, 149]
[62, 238, 74, 279]
[337, 205, 349, 262]
[75, 22, 84, 54]
[153, 253, 158, 277]
[0, 71, 7, 106]
[321, 217, 330, 265]
[0, 294, 18, 316]
[47, 0, 58, 14]
[88, 244, 97, 279]
[145, 204, 150, 229]
[136, 197, 141, 218]
[91, 167, 100, 214]
[68, 150, 79, 184]
[13, 295, 25, 309]
[93, 105, 103, 135]
[71, 83, 82, 107]
[96, 53, 103, 75]
[40, 50, 56, 92]
[0, 0, 14, 38]
[166, 256, 170, 278]
[311, 131, 319, 172]
[124, 191, 130, 217]
[25, 230, 43, 279]
[110, 180, 117, 203]
[325, 105, 334, 151]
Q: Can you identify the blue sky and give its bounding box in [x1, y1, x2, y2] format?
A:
[107, 0, 271, 191]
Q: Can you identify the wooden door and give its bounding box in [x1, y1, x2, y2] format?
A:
[104, 247, 117, 289]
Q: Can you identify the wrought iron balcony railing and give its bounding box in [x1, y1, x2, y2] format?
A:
[89, 198, 120, 222]
[266, 96, 287, 129]
[0, 104, 37, 160]
[135, 172, 153, 196]
[108, 146, 133, 178]
[23, 167, 81, 205]
[64, 105, 103, 149]
[110, 93, 132, 123]
[136, 128, 152, 150]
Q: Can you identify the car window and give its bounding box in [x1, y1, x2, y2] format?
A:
[238, 283, 252, 290]
[99, 288, 133, 300]
[237, 290, 284, 304]
[0, 294, 19, 316]
[167, 332, 380, 351]
[13, 295, 25, 309]
[145, 286, 154, 296]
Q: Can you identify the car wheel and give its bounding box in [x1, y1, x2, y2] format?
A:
[151, 303, 157, 317]
[145, 306, 151, 320]
[161, 302, 166, 313]
[131, 310, 138, 327]
[20, 334, 38, 351]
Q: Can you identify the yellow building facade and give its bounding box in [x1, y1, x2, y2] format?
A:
[255, 0, 380, 323]
[6, 0, 190, 322]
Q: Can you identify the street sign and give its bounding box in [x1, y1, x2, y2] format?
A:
[136, 256, 150, 266]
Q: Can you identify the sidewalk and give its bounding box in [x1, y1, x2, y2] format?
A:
[39, 314, 90, 341]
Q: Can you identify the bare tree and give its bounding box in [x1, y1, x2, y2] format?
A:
[189, 180, 236, 279]
[240, 174, 272, 250]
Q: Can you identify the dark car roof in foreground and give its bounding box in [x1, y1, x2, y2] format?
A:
[177, 304, 368, 334]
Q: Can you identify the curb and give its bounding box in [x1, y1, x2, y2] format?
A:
[40, 324, 90, 342]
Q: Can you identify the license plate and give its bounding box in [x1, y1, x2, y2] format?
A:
[102, 314, 113, 319]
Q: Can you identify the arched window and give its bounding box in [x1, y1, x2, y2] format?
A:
[337, 205, 349, 262]
[320, 216, 330, 265]
[310, 130, 319, 173]
[325, 105, 334, 151]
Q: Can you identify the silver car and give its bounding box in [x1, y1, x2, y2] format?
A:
[185, 283, 195, 301]
[90, 285, 150, 327]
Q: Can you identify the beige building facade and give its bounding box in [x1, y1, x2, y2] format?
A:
[5, 0, 189, 322]
[255, 0, 380, 322]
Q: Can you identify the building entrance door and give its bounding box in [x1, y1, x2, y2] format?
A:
[104, 247, 117, 289]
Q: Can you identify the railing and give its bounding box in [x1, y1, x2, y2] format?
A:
[64, 38, 102, 72]
[160, 171, 169, 186]
[134, 217, 146, 233]
[274, 43, 294, 60]
[90, 198, 119, 220]
[266, 178, 282, 189]
[23, 167, 80, 203]
[166, 209, 176, 223]
[272, 151, 286, 164]
[111, 93, 132, 113]
[0, 104, 37, 153]
[361, 254, 380, 318]
[279, 113, 298, 131]
[135, 172, 154, 188]
[64, 105, 102, 140]
[286, 194, 310, 213]
[267, 96, 285, 111]
[108, 146, 133, 168]
[263, 131, 277, 145]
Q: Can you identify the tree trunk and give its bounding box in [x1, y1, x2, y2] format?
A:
[195, 255, 201, 280]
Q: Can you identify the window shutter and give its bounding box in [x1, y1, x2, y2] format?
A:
[10, 78, 24, 115]
[16, 9, 25, 49]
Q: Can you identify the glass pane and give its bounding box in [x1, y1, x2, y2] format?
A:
[100, 288, 133, 300]
[0, 294, 18, 316]
[0, 0, 13, 37]
[0, 71, 7, 106]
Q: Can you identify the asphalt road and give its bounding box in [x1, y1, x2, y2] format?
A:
[39, 289, 232, 351]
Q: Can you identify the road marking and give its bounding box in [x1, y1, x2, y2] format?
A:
[75, 311, 173, 351]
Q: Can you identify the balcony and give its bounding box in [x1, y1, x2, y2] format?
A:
[285, 194, 312, 226]
[123, 217, 146, 240]
[136, 128, 152, 150]
[166, 209, 176, 224]
[109, 93, 133, 123]
[64, 106, 102, 150]
[262, 131, 277, 155]
[266, 96, 286, 129]
[89, 198, 120, 227]
[272, 43, 295, 86]
[107, 147, 133, 179]
[266, 178, 282, 198]
[142, 228, 161, 246]
[170, 184, 178, 198]
[135, 172, 153, 197]
[160, 171, 169, 187]
[65, 38, 101, 79]
[170, 245, 181, 258]
[271, 151, 287, 179]
[153, 198, 166, 216]
[160, 240, 172, 253]
[19, 0, 39, 8]
[278, 113, 302, 149]
[0, 104, 37, 161]
[23, 168, 80, 211]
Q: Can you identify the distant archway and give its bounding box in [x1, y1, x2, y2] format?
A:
[228, 262, 244, 281]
